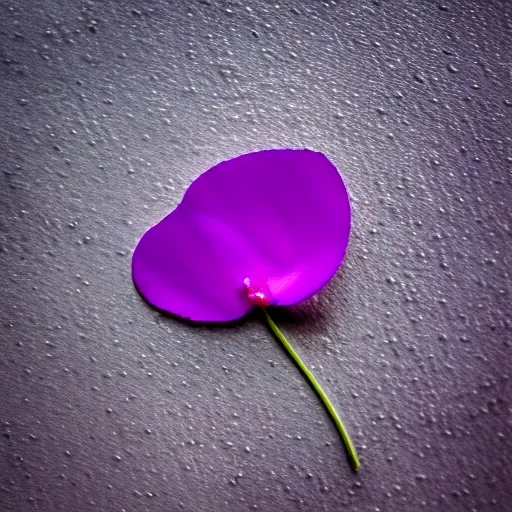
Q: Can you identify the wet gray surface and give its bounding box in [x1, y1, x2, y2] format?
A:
[1, 0, 511, 511]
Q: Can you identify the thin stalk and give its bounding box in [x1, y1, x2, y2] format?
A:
[263, 308, 360, 472]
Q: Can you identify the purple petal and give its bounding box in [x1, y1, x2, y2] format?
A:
[132, 149, 351, 322]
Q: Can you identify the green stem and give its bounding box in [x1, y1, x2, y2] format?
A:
[263, 308, 360, 472]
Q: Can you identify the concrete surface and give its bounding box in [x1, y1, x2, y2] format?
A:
[1, 0, 511, 510]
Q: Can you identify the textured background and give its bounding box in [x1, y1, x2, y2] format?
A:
[1, 0, 511, 511]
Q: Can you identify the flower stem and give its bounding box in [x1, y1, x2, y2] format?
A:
[263, 308, 360, 472]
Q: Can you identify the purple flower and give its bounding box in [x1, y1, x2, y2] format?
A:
[132, 149, 360, 471]
[132, 149, 350, 322]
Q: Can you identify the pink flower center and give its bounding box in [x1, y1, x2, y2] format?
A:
[243, 277, 272, 308]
